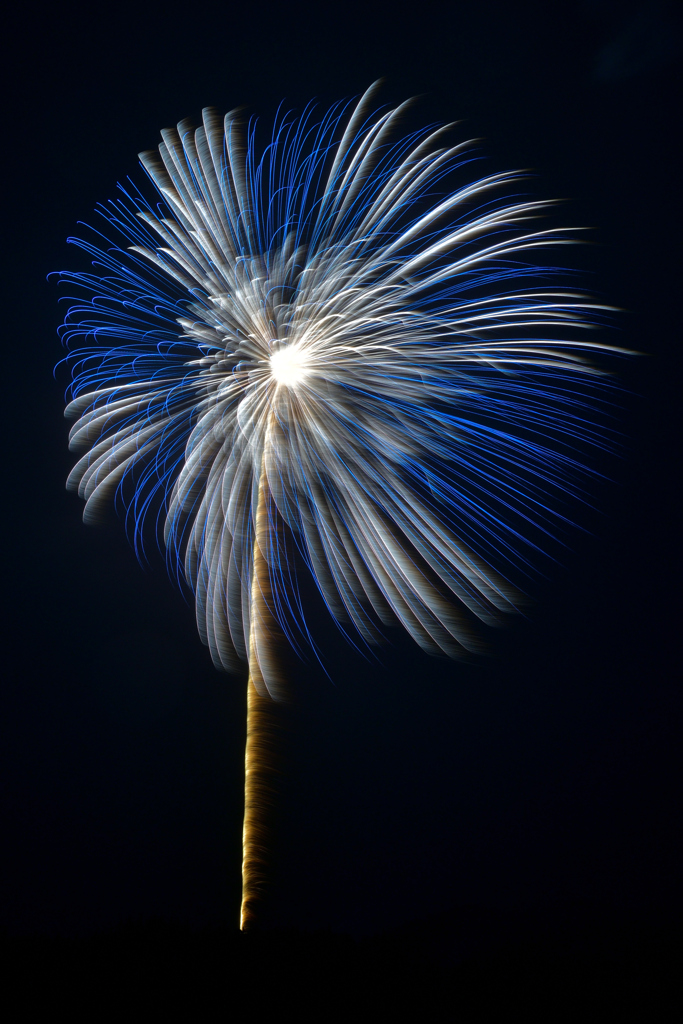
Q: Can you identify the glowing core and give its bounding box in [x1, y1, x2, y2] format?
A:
[270, 346, 309, 386]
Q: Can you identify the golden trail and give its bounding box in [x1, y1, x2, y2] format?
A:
[240, 468, 281, 930]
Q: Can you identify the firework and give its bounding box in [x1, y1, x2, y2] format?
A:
[58, 83, 620, 926]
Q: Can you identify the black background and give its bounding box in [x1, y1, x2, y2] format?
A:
[1, 0, 680, 1016]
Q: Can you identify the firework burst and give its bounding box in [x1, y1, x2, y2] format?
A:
[58, 83, 621, 925]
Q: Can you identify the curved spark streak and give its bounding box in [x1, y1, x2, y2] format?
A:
[59, 85, 621, 696]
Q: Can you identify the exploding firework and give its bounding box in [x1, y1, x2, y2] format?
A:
[58, 83, 621, 927]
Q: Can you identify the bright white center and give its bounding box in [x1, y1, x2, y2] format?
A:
[269, 346, 308, 386]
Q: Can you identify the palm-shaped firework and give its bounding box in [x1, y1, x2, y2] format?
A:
[59, 83, 618, 928]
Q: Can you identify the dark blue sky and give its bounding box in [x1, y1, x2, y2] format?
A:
[1, 0, 679, 939]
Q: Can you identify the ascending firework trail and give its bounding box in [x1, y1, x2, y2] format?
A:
[58, 83, 624, 927]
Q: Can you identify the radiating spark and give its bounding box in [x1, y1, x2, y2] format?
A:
[58, 83, 624, 699]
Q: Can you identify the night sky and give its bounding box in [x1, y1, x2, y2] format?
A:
[1, 0, 680, 955]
